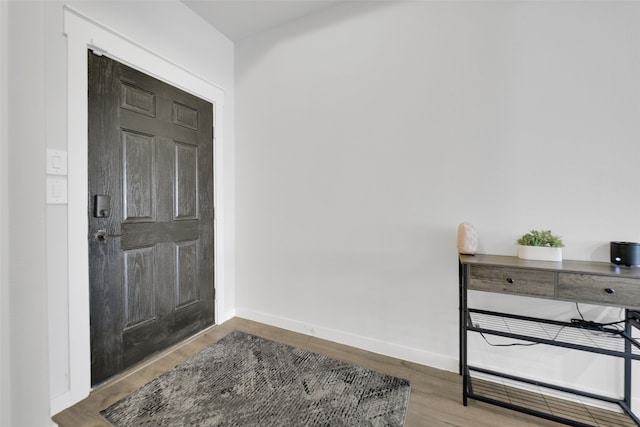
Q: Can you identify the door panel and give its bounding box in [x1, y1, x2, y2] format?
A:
[175, 142, 199, 220]
[123, 246, 156, 328]
[122, 130, 155, 222]
[88, 51, 215, 385]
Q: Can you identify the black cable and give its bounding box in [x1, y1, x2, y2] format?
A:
[478, 325, 567, 348]
[473, 304, 627, 348]
[575, 302, 585, 320]
[571, 303, 625, 335]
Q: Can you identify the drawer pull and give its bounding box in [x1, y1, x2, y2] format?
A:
[605, 288, 615, 294]
[506, 278, 515, 285]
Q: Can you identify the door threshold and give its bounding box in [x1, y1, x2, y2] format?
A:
[91, 322, 218, 391]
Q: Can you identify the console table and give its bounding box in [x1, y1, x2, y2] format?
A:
[459, 254, 640, 427]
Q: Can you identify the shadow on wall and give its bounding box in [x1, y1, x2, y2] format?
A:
[234, 1, 398, 79]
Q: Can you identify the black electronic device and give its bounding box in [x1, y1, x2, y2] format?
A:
[94, 194, 111, 218]
[610, 241, 640, 266]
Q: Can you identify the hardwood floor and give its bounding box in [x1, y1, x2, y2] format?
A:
[53, 318, 564, 426]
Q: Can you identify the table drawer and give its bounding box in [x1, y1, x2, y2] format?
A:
[558, 273, 640, 309]
[468, 265, 556, 297]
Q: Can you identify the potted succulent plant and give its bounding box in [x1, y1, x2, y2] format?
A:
[517, 229, 564, 261]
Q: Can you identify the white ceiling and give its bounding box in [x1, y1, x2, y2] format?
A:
[182, 0, 346, 41]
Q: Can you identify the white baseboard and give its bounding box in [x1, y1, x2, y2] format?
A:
[234, 308, 458, 373]
[217, 308, 236, 324]
[50, 391, 73, 417]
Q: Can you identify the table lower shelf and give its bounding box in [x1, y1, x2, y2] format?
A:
[467, 309, 640, 359]
[466, 368, 637, 427]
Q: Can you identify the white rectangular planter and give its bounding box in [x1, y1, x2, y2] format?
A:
[517, 245, 562, 262]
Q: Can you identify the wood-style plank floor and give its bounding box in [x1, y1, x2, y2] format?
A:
[53, 318, 565, 426]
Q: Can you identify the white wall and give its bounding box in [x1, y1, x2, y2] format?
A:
[44, 3, 70, 417]
[0, 1, 11, 425]
[236, 0, 640, 401]
[6, 2, 51, 425]
[4, 1, 235, 424]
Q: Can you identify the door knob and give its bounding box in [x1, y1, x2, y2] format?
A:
[94, 229, 124, 241]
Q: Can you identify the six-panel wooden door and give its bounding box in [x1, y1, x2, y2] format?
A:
[88, 52, 215, 385]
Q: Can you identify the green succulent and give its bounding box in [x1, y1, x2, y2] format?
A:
[517, 230, 564, 248]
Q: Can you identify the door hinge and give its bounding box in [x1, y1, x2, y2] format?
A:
[90, 47, 108, 57]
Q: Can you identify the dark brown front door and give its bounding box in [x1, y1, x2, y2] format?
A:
[88, 51, 215, 385]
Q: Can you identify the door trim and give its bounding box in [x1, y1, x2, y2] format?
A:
[60, 6, 227, 413]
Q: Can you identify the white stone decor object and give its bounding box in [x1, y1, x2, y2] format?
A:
[457, 222, 478, 255]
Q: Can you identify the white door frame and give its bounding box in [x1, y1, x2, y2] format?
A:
[60, 5, 226, 412]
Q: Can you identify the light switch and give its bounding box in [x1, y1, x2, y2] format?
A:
[47, 176, 67, 204]
[47, 149, 68, 176]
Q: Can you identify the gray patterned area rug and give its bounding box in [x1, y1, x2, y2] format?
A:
[101, 330, 411, 426]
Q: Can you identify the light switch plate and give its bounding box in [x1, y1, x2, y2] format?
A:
[46, 149, 68, 176]
[47, 176, 68, 204]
